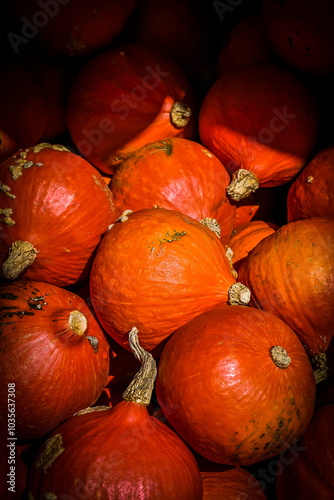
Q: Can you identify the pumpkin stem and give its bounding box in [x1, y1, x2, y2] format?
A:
[170, 101, 192, 128]
[312, 353, 329, 384]
[123, 327, 157, 407]
[200, 217, 221, 238]
[226, 169, 260, 201]
[2, 240, 38, 279]
[225, 246, 238, 279]
[228, 282, 251, 305]
[68, 310, 87, 336]
[271, 346, 291, 369]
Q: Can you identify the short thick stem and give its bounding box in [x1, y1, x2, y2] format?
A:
[68, 310, 87, 336]
[226, 169, 260, 201]
[271, 346, 291, 369]
[123, 327, 157, 406]
[228, 282, 251, 305]
[312, 353, 329, 384]
[2, 240, 37, 279]
[170, 101, 192, 128]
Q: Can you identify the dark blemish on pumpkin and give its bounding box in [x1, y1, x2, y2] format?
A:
[278, 419, 285, 428]
[0, 321, 15, 326]
[253, 447, 260, 451]
[0, 293, 18, 300]
[1, 310, 34, 318]
[260, 433, 265, 438]
[158, 230, 187, 245]
[264, 442, 271, 450]
[0, 306, 19, 311]
[236, 445, 240, 450]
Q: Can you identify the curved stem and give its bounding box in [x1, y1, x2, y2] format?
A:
[226, 169, 259, 201]
[170, 101, 192, 128]
[2, 240, 37, 279]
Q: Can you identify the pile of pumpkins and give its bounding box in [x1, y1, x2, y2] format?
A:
[0, 0, 333, 498]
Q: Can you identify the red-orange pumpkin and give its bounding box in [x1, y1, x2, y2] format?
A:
[237, 217, 334, 376]
[90, 207, 250, 354]
[9, 0, 138, 57]
[275, 405, 334, 499]
[262, 0, 334, 75]
[0, 281, 110, 439]
[109, 137, 235, 243]
[156, 305, 316, 465]
[228, 220, 278, 270]
[201, 468, 266, 500]
[0, 143, 115, 286]
[66, 43, 195, 174]
[199, 63, 320, 200]
[287, 145, 334, 222]
[27, 329, 203, 500]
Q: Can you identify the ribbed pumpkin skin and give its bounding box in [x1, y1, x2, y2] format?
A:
[156, 305, 316, 465]
[90, 207, 239, 354]
[287, 146, 334, 222]
[201, 468, 266, 500]
[0, 281, 109, 439]
[67, 44, 195, 174]
[228, 220, 278, 269]
[0, 144, 115, 286]
[199, 63, 320, 187]
[276, 405, 334, 500]
[109, 138, 235, 243]
[28, 402, 203, 500]
[237, 217, 334, 356]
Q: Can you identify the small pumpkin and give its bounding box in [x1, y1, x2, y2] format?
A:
[0, 143, 115, 286]
[275, 405, 334, 499]
[227, 220, 278, 270]
[66, 43, 195, 174]
[27, 328, 203, 500]
[90, 207, 250, 354]
[109, 137, 235, 243]
[156, 305, 316, 465]
[287, 145, 334, 222]
[237, 217, 334, 381]
[199, 63, 320, 200]
[0, 280, 110, 439]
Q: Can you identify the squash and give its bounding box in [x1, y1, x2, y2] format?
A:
[199, 63, 320, 200]
[275, 405, 334, 499]
[237, 217, 334, 381]
[201, 468, 266, 499]
[287, 145, 334, 222]
[90, 207, 250, 354]
[27, 328, 203, 500]
[0, 143, 115, 286]
[66, 43, 195, 174]
[109, 137, 235, 243]
[0, 280, 110, 439]
[156, 305, 316, 465]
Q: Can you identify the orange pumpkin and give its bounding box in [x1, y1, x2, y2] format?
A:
[0, 143, 115, 286]
[199, 63, 320, 200]
[109, 138, 235, 243]
[67, 43, 195, 174]
[156, 305, 316, 465]
[201, 468, 266, 499]
[287, 145, 334, 222]
[90, 207, 250, 354]
[0, 280, 110, 439]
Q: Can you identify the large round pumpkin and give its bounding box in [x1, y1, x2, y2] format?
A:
[0, 143, 115, 286]
[275, 405, 334, 499]
[27, 329, 203, 500]
[287, 145, 334, 222]
[109, 137, 235, 243]
[156, 305, 316, 465]
[0, 280, 110, 439]
[199, 63, 320, 200]
[67, 43, 195, 174]
[237, 217, 334, 371]
[90, 207, 250, 354]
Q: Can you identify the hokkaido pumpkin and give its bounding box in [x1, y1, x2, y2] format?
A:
[262, 0, 334, 75]
[156, 305, 316, 465]
[199, 63, 320, 200]
[109, 137, 235, 243]
[90, 207, 250, 354]
[66, 43, 195, 174]
[228, 220, 278, 270]
[0, 280, 110, 439]
[9, 0, 138, 57]
[287, 145, 334, 222]
[275, 405, 334, 499]
[0, 143, 115, 286]
[27, 328, 203, 500]
[237, 217, 334, 380]
[201, 468, 266, 500]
